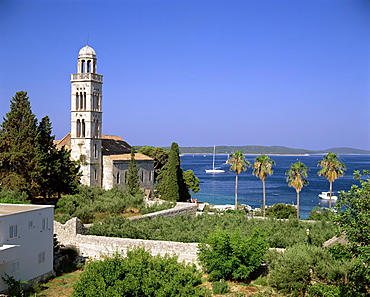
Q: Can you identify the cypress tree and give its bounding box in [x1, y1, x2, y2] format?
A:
[125, 147, 141, 195]
[0, 91, 41, 197]
[155, 142, 190, 202]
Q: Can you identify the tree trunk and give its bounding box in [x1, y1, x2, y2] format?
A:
[296, 190, 300, 219]
[235, 173, 238, 209]
[329, 181, 333, 209]
[262, 179, 266, 217]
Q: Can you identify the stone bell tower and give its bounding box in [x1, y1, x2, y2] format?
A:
[70, 45, 103, 186]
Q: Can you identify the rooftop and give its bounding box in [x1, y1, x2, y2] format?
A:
[0, 204, 53, 216]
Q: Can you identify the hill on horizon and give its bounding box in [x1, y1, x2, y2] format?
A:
[164, 145, 370, 155]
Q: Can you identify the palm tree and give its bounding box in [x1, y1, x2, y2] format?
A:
[252, 155, 275, 217]
[317, 152, 346, 208]
[227, 151, 250, 209]
[286, 161, 309, 219]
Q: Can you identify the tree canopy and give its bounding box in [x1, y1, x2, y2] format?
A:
[0, 91, 80, 198]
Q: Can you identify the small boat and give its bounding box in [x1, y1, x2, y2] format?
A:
[205, 145, 225, 173]
[318, 191, 338, 201]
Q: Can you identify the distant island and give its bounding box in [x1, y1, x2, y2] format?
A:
[160, 145, 370, 155]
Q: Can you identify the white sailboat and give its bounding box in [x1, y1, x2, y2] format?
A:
[205, 146, 225, 173]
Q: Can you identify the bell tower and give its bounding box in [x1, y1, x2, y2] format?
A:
[70, 45, 103, 186]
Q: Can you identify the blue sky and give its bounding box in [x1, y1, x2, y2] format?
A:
[1, 0, 369, 150]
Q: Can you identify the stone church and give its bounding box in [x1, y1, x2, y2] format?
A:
[56, 45, 154, 193]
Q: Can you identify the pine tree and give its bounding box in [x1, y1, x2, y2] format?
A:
[38, 116, 80, 198]
[0, 91, 42, 197]
[125, 147, 141, 195]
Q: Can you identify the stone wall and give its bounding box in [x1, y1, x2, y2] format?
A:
[54, 203, 199, 264]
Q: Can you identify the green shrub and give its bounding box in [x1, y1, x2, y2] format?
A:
[198, 228, 268, 281]
[139, 201, 175, 214]
[87, 212, 336, 249]
[0, 188, 28, 204]
[308, 206, 331, 221]
[212, 279, 229, 295]
[72, 248, 209, 297]
[265, 203, 296, 219]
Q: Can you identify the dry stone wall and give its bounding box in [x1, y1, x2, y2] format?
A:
[54, 203, 199, 264]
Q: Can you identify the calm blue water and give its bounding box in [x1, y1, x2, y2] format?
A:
[181, 154, 370, 219]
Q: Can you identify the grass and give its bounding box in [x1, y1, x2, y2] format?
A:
[28, 270, 82, 297]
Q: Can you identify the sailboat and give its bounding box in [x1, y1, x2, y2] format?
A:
[205, 145, 225, 173]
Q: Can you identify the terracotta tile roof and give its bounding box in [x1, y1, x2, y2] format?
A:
[101, 135, 131, 155]
[104, 152, 153, 162]
[55, 133, 71, 150]
[54, 134, 153, 162]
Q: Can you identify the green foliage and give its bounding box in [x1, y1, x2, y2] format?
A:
[138, 146, 169, 179]
[197, 229, 268, 281]
[2, 273, 27, 297]
[125, 147, 141, 195]
[307, 283, 341, 297]
[0, 91, 41, 197]
[138, 201, 175, 215]
[183, 169, 200, 195]
[267, 244, 331, 296]
[55, 186, 144, 223]
[212, 279, 229, 295]
[0, 92, 80, 198]
[308, 206, 331, 221]
[88, 212, 336, 248]
[265, 203, 296, 219]
[72, 248, 208, 297]
[155, 142, 190, 202]
[0, 188, 28, 204]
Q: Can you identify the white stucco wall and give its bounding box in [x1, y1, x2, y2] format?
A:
[0, 204, 54, 292]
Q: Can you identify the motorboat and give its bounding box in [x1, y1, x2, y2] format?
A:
[318, 191, 338, 201]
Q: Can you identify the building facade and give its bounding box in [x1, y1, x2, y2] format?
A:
[57, 45, 154, 192]
[0, 204, 54, 292]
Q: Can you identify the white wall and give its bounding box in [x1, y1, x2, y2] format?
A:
[0, 205, 54, 292]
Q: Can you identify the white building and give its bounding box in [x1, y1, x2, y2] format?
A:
[0, 204, 54, 292]
[56, 45, 154, 192]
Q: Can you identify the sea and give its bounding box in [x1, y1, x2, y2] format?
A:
[180, 154, 370, 219]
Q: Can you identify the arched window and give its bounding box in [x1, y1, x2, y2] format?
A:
[76, 93, 79, 110]
[81, 60, 85, 73]
[81, 119, 85, 138]
[80, 92, 83, 110]
[83, 92, 86, 110]
[87, 60, 91, 73]
[77, 119, 81, 137]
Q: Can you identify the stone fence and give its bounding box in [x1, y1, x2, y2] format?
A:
[54, 203, 199, 264]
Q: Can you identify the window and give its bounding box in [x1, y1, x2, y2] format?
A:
[38, 252, 45, 264]
[77, 119, 81, 137]
[11, 261, 20, 273]
[42, 218, 48, 230]
[81, 60, 85, 73]
[87, 60, 91, 73]
[141, 171, 144, 182]
[94, 169, 97, 180]
[9, 225, 18, 239]
[28, 221, 34, 229]
[81, 120, 85, 138]
[116, 172, 120, 184]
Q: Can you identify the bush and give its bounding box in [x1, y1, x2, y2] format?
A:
[139, 201, 175, 214]
[72, 248, 209, 297]
[198, 228, 268, 281]
[0, 188, 28, 204]
[55, 186, 145, 223]
[87, 212, 336, 249]
[212, 279, 229, 295]
[308, 206, 331, 221]
[265, 203, 297, 219]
